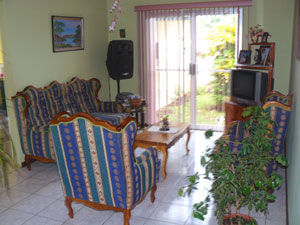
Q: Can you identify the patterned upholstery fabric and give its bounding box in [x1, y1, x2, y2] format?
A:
[12, 77, 126, 162]
[223, 100, 292, 173]
[50, 115, 160, 210]
[264, 91, 292, 106]
[90, 112, 129, 126]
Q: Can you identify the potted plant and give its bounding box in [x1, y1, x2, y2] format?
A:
[179, 106, 289, 225]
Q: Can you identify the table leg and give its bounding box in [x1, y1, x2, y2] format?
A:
[160, 145, 168, 179]
[186, 128, 191, 155]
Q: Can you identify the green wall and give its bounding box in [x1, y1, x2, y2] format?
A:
[107, 0, 294, 97]
[287, 0, 300, 223]
[0, 0, 108, 164]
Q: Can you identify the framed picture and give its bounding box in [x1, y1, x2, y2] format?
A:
[259, 46, 270, 65]
[52, 16, 84, 52]
[238, 50, 252, 64]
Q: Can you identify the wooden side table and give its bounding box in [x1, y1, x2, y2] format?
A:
[133, 123, 190, 179]
[123, 101, 147, 129]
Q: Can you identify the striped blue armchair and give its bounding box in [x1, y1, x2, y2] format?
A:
[224, 99, 292, 173]
[50, 113, 160, 225]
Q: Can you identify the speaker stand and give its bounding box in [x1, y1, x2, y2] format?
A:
[117, 79, 120, 94]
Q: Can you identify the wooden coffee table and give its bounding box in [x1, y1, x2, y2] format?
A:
[133, 123, 190, 179]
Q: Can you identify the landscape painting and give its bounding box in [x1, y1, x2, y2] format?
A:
[52, 16, 84, 52]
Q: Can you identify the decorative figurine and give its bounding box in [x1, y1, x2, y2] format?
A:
[160, 115, 169, 131]
[261, 32, 270, 43]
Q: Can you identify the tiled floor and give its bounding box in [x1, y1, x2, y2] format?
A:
[0, 131, 287, 225]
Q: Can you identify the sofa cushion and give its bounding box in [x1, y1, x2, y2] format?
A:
[90, 112, 129, 126]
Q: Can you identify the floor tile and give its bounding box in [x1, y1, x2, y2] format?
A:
[10, 177, 51, 193]
[0, 189, 31, 208]
[0, 208, 33, 225]
[144, 219, 179, 225]
[150, 202, 192, 224]
[33, 167, 60, 182]
[103, 212, 147, 225]
[36, 180, 64, 199]
[12, 194, 56, 214]
[23, 216, 62, 225]
[184, 209, 218, 225]
[37, 199, 83, 222]
[64, 205, 113, 225]
[161, 187, 207, 206]
[132, 197, 160, 218]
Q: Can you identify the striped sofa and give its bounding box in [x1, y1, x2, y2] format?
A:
[50, 113, 160, 225]
[12, 77, 127, 170]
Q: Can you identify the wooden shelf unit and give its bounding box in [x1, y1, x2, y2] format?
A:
[225, 42, 276, 129]
[235, 42, 275, 92]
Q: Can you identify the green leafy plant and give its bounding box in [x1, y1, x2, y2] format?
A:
[179, 106, 289, 225]
[0, 117, 18, 188]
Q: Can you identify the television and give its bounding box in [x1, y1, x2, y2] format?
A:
[231, 69, 272, 106]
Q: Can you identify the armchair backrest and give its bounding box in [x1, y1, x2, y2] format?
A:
[50, 113, 150, 209]
[264, 91, 292, 106]
[263, 101, 292, 172]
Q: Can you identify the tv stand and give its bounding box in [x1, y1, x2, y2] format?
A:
[225, 101, 249, 129]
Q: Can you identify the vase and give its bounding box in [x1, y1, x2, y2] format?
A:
[251, 35, 258, 43]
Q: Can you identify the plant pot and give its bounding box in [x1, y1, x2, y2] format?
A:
[222, 214, 256, 225]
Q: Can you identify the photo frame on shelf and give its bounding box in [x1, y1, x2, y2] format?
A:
[52, 16, 84, 52]
[259, 46, 270, 65]
[238, 50, 252, 64]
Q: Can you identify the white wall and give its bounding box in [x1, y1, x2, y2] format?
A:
[287, 0, 300, 223]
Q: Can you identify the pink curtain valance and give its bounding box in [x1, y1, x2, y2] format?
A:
[135, 0, 252, 12]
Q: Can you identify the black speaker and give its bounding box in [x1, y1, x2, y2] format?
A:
[106, 40, 133, 80]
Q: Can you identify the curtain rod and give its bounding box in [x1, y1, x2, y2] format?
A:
[135, 0, 252, 12]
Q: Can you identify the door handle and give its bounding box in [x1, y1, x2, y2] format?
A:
[189, 63, 196, 75]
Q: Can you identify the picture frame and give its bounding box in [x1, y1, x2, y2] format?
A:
[52, 16, 84, 52]
[259, 46, 270, 65]
[238, 50, 252, 64]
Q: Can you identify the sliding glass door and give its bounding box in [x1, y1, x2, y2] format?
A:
[144, 8, 241, 130]
[193, 11, 241, 130]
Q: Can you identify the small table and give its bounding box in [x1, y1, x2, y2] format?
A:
[133, 123, 190, 179]
[122, 102, 147, 129]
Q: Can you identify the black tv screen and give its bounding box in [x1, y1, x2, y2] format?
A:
[232, 70, 256, 100]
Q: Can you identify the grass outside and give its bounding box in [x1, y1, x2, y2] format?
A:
[158, 92, 229, 126]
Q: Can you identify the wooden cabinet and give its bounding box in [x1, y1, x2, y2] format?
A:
[225, 101, 248, 129]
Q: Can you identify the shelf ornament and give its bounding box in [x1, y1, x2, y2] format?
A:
[246, 24, 264, 43]
[109, 0, 122, 32]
